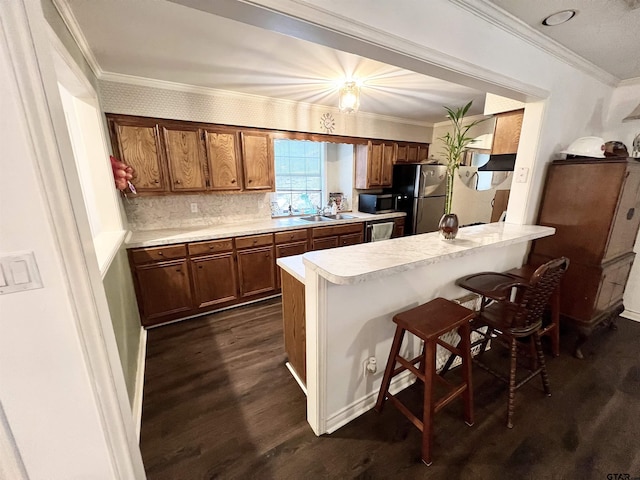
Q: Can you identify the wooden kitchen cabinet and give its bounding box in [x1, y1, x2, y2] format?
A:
[162, 125, 208, 191]
[355, 141, 396, 189]
[189, 239, 238, 309]
[491, 109, 524, 155]
[392, 217, 405, 238]
[311, 223, 364, 250]
[529, 158, 640, 357]
[108, 116, 167, 194]
[235, 234, 276, 298]
[281, 270, 306, 384]
[275, 229, 308, 289]
[240, 131, 274, 191]
[204, 129, 242, 191]
[396, 142, 429, 164]
[129, 244, 193, 327]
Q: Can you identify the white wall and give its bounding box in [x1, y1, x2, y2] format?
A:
[1, 1, 144, 477]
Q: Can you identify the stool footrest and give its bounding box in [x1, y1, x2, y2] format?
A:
[388, 394, 424, 432]
[434, 383, 468, 414]
[395, 355, 425, 382]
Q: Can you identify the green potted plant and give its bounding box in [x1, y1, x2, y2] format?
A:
[438, 100, 486, 239]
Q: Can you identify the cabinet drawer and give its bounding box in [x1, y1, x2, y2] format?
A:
[312, 223, 363, 238]
[235, 233, 274, 249]
[188, 239, 233, 256]
[341, 233, 363, 247]
[130, 244, 187, 264]
[275, 229, 308, 244]
[595, 254, 635, 313]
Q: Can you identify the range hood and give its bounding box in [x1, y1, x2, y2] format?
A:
[477, 153, 517, 171]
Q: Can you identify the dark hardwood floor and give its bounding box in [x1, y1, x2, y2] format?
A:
[140, 298, 640, 479]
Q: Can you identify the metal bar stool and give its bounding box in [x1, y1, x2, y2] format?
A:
[374, 297, 476, 465]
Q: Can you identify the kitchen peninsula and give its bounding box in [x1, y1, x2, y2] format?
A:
[277, 222, 555, 436]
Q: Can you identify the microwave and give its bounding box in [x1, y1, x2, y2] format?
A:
[358, 193, 396, 214]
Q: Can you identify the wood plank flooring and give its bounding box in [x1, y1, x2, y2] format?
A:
[140, 298, 640, 479]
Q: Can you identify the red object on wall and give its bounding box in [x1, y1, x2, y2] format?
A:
[110, 155, 134, 192]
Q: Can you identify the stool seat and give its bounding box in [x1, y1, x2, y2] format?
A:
[375, 297, 476, 466]
[394, 297, 478, 339]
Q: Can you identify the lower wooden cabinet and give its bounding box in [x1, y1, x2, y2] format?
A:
[129, 220, 388, 326]
[311, 223, 364, 251]
[392, 217, 405, 238]
[237, 244, 276, 298]
[190, 253, 238, 309]
[133, 258, 193, 323]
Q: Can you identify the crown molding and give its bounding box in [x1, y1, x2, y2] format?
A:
[99, 72, 435, 128]
[51, 0, 102, 77]
[619, 77, 640, 87]
[432, 113, 489, 128]
[448, 0, 620, 87]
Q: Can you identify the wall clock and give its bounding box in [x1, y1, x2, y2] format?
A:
[320, 113, 335, 134]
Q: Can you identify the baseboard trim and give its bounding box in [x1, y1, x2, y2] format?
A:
[132, 327, 147, 442]
[621, 309, 640, 323]
[285, 362, 307, 396]
[325, 371, 416, 434]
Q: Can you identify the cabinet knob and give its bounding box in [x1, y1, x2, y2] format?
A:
[231, 179, 236, 184]
[290, 235, 294, 239]
[253, 240, 258, 244]
[154, 179, 159, 184]
[209, 245, 215, 249]
[175, 180, 181, 184]
[158, 251, 163, 256]
[176, 269, 181, 273]
[627, 208, 635, 220]
[248, 179, 253, 183]
[265, 254, 270, 258]
[198, 265, 203, 269]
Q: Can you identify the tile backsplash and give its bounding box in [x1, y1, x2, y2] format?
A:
[124, 192, 272, 231]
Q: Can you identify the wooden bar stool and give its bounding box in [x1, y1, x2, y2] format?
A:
[374, 297, 476, 465]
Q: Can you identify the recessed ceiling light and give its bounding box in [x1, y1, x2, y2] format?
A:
[542, 10, 577, 26]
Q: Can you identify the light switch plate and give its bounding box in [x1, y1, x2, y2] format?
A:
[515, 167, 529, 183]
[0, 251, 43, 295]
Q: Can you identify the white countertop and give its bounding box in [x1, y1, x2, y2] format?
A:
[126, 211, 405, 248]
[276, 256, 305, 283]
[300, 222, 554, 285]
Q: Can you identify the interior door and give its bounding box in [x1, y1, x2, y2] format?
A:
[415, 196, 446, 234]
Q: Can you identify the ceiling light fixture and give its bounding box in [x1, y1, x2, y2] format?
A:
[338, 81, 360, 114]
[542, 10, 577, 26]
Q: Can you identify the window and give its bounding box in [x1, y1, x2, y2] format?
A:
[273, 139, 324, 216]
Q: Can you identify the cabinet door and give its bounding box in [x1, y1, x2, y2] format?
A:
[275, 240, 308, 288]
[190, 253, 239, 309]
[312, 236, 339, 251]
[380, 143, 396, 187]
[240, 132, 274, 190]
[491, 109, 524, 154]
[417, 144, 430, 162]
[368, 142, 383, 187]
[110, 118, 167, 193]
[204, 130, 242, 191]
[406, 144, 419, 163]
[604, 164, 640, 262]
[162, 125, 207, 191]
[134, 259, 192, 325]
[396, 144, 408, 163]
[237, 246, 276, 297]
[393, 217, 406, 238]
[340, 232, 363, 247]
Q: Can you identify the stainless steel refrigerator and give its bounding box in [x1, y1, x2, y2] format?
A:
[390, 164, 447, 235]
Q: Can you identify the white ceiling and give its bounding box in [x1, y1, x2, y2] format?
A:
[63, 0, 639, 124]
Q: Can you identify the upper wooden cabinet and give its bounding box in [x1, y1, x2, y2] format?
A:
[162, 125, 207, 192]
[108, 116, 167, 193]
[204, 129, 242, 191]
[107, 114, 274, 195]
[491, 109, 524, 155]
[355, 141, 396, 189]
[396, 142, 429, 164]
[240, 132, 274, 191]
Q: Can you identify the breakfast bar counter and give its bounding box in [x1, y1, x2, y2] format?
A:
[276, 222, 554, 436]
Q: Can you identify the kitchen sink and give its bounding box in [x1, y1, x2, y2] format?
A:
[300, 215, 333, 222]
[321, 214, 355, 220]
